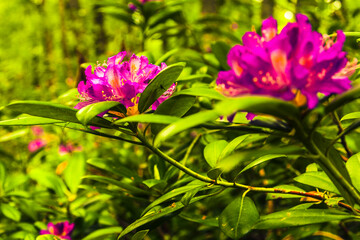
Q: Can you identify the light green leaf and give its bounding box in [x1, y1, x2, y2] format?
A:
[76, 101, 124, 126]
[63, 153, 86, 193]
[254, 209, 354, 229]
[219, 197, 259, 239]
[131, 230, 149, 240]
[218, 135, 250, 160]
[340, 112, 360, 121]
[138, 63, 185, 113]
[177, 74, 212, 82]
[346, 153, 360, 192]
[36, 235, 61, 240]
[0, 203, 21, 222]
[155, 48, 180, 65]
[0, 117, 62, 126]
[172, 87, 226, 100]
[82, 227, 123, 240]
[114, 114, 181, 124]
[0, 129, 28, 142]
[294, 171, 340, 194]
[204, 140, 228, 168]
[239, 154, 286, 174]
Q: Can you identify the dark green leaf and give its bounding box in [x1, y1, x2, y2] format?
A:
[180, 213, 218, 227]
[83, 175, 150, 196]
[138, 63, 185, 113]
[181, 186, 203, 206]
[325, 85, 360, 114]
[219, 197, 259, 239]
[254, 209, 354, 229]
[211, 41, 231, 70]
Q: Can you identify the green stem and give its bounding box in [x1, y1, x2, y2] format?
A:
[136, 129, 360, 213]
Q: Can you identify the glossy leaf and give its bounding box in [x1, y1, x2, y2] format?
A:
[138, 63, 185, 113]
[254, 209, 354, 229]
[0, 203, 21, 222]
[203, 140, 228, 168]
[346, 153, 360, 192]
[239, 154, 286, 175]
[82, 227, 123, 240]
[219, 197, 259, 239]
[76, 101, 124, 126]
[0, 116, 62, 126]
[294, 171, 340, 194]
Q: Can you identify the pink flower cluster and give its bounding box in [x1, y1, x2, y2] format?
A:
[217, 14, 353, 109]
[76, 52, 175, 115]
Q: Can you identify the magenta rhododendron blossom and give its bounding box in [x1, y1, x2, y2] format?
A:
[76, 51, 175, 116]
[39, 221, 74, 240]
[28, 139, 46, 152]
[217, 14, 353, 109]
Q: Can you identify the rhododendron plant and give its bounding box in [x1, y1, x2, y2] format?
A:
[217, 14, 353, 108]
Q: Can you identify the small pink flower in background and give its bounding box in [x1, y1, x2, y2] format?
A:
[59, 143, 82, 156]
[31, 126, 44, 136]
[39, 221, 74, 240]
[216, 14, 353, 109]
[128, 3, 137, 11]
[28, 139, 46, 152]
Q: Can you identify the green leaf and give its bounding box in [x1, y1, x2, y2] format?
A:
[207, 168, 222, 180]
[155, 49, 180, 65]
[239, 154, 287, 175]
[141, 182, 207, 216]
[63, 153, 86, 193]
[266, 185, 306, 200]
[172, 87, 226, 100]
[5, 101, 112, 128]
[181, 186, 203, 206]
[340, 112, 360, 121]
[118, 194, 213, 239]
[0, 203, 21, 222]
[87, 158, 141, 182]
[36, 235, 61, 240]
[219, 197, 259, 239]
[294, 171, 340, 194]
[131, 230, 149, 240]
[177, 74, 213, 82]
[0, 162, 6, 190]
[325, 85, 360, 114]
[254, 209, 354, 229]
[211, 41, 231, 70]
[218, 135, 250, 160]
[154, 110, 219, 146]
[82, 227, 123, 240]
[83, 175, 150, 196]
[180, 213, 218, 227]
[0, 129, 28, 142]
[346, 153, 360, 192]
[138, 63, 185, 113]
[203, 140, 228, 168]
[76, 101, 124, 126]
[29, 169, 67, 197]
[0, 116, 62, 126]
[114, 114, 181, 124]
[152, 95, 196, 135]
